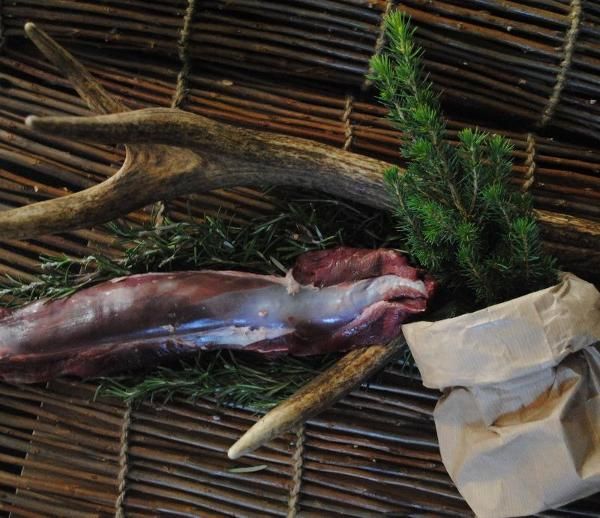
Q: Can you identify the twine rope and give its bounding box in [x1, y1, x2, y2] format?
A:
[362, 0, 393, 91]
[522, 132, 537, 192]
[114, 401, 132, 518]
[155, 0, 197, 224]
[342, 94, 354, 151]
[287, 424, 306, 518]
[539, 0, 582, 127]
[172, 0, 197, 110]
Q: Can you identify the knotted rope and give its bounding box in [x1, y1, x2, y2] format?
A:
[342, 94, 355, 151]
[522, 132, 537, 192]
[362, 0, 393, 92]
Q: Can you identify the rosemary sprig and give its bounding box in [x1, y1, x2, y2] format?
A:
[369, 12, 556, 306]
[98, 351, 339, 411]
[1, 190, 397, 308]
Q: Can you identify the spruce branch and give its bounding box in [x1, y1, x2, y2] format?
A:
[370, 11, 557, 306]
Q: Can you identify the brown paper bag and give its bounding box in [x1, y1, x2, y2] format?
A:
[402, 273, 600, 518]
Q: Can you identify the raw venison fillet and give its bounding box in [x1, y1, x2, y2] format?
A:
[0, 248, 435, 383]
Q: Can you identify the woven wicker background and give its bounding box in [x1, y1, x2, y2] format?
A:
[0, 1, 599, 516]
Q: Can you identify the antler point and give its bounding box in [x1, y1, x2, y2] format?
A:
[24, 22, 37, 36]
[227, 442, 246, 460]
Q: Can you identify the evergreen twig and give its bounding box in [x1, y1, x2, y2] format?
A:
[0, 191, 397, 308]
[97, 351, 340, 411]
[370, 12, 557, 306]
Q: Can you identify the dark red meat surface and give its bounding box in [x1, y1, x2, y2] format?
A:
[0, 248, 435, 383]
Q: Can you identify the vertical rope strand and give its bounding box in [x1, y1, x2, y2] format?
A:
[362, 0, 393, 91]
[522, 133, 537, 192]
[342, 94, 354, 151]
[114, 401, 132, 518]
[538, 0, 582, 127]
[287, 424, 306, 518]
[172, 0, 197, 110]
[154, 0, 198, 224]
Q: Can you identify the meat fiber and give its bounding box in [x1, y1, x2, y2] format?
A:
[0, 248, 435, 383]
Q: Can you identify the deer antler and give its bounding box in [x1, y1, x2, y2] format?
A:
[0, 23, 390, 241]
[5, 24, 598, 255]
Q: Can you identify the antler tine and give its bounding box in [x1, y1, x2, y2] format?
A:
[24, 22, 125, 115]
[0, 145, 203, 240]
[25, 108, 201, 147]
[228, 341, 403, 459]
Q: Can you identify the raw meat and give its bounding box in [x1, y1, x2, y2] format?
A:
[0, 248, 435, 383]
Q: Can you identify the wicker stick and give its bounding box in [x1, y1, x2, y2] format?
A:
[0, 431, 117, 477]
[0, 490, 99, 518]
[0, 384, 124, 419]
[128, 443, 291, 490]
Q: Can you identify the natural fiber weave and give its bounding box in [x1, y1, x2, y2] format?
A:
[0, 1, 599, 515]
[3, 0, 600, 140]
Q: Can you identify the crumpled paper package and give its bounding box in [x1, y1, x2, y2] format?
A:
[402, 273, 600, 518]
